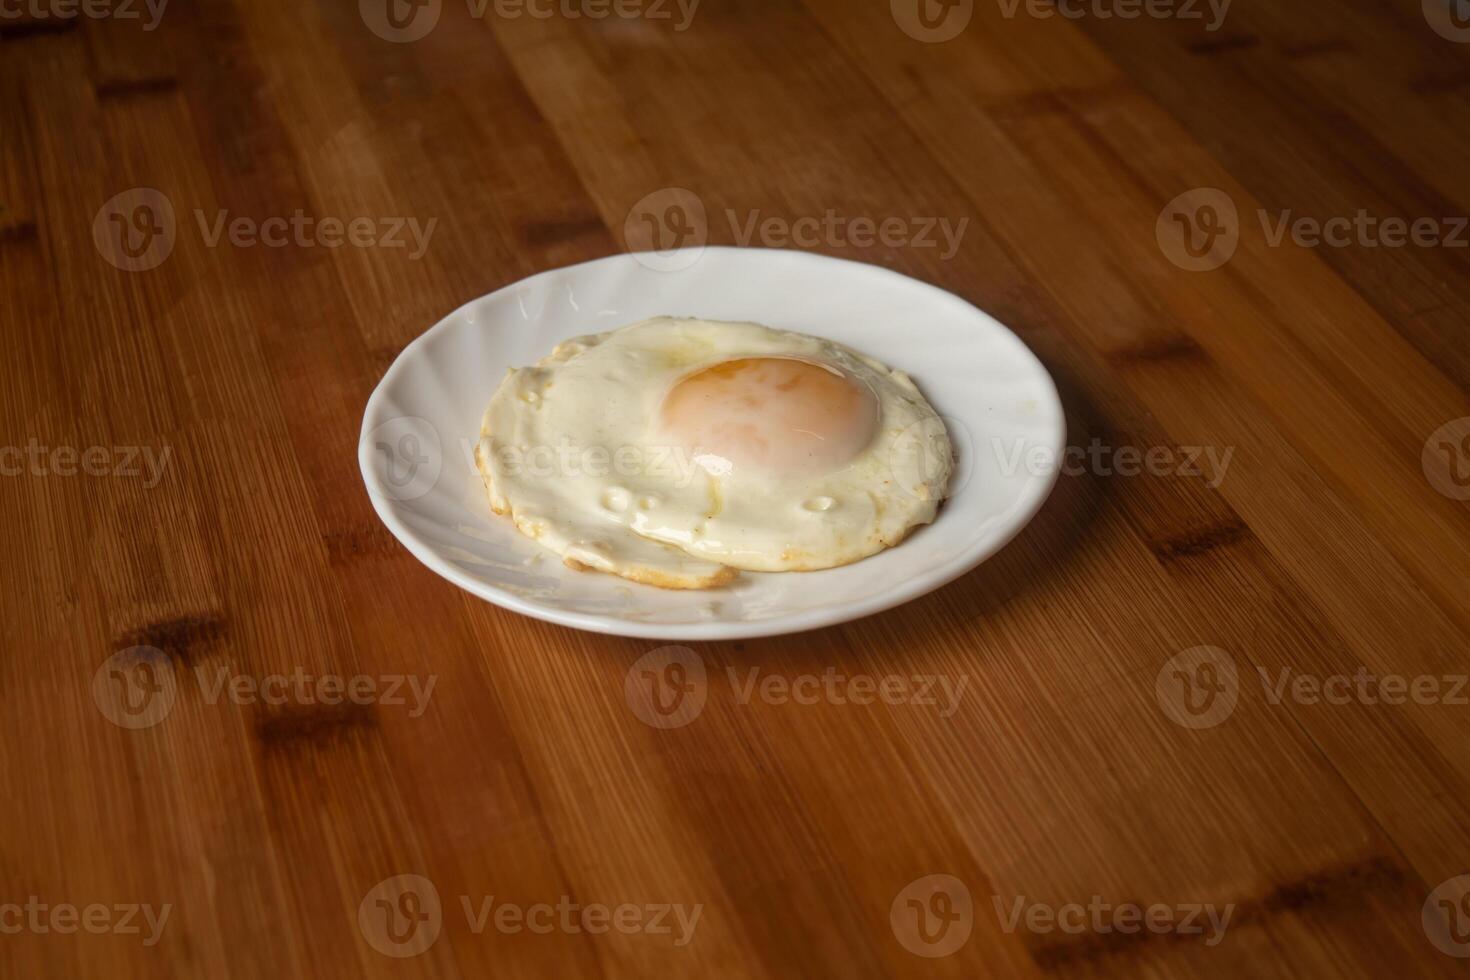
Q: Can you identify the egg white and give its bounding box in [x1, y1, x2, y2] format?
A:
[474, 317, 953, 588]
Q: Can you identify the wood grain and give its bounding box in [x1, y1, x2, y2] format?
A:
[3, 1, 1469, 977]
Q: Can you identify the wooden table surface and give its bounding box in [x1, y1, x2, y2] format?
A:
[5, 0, 1470, 976]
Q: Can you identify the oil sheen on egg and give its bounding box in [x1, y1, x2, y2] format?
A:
[474, 317, 953, 588]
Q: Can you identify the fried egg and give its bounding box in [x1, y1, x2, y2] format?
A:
[474, 317, 952, 589]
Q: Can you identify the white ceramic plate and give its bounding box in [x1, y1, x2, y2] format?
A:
[359, 248, 1064, 639]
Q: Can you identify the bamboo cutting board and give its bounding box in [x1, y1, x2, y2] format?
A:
[3, 0, 1470, 977]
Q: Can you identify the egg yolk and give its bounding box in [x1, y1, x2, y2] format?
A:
[659, 357, 879, 475]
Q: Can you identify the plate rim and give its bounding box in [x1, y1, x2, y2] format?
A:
[359, 246, 1066, 640]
